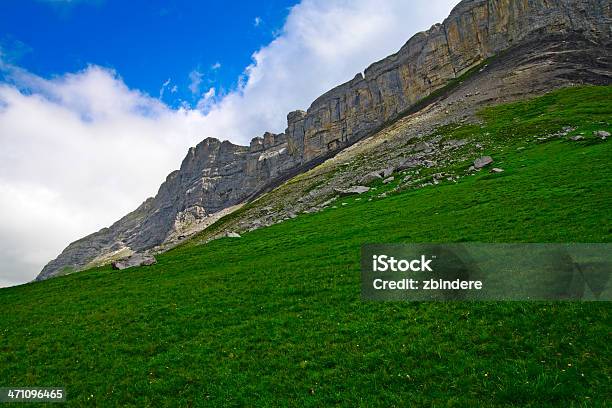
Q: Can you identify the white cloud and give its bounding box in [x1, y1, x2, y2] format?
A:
[254, 16, 262, 27]
[188, 69, 203, 95]
[211, 62, 221, 70]
[0, 0, 459, 287]
[0, 65, 209, 287]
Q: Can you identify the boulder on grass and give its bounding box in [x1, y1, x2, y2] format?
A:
[112, 253, 156, 270]
[334, 186, 370, 196]
[413, 142, 433, 152]
[382, 167, 394, 178]
[396, 157, 422, 171]
[473, 156, 493, 169]
[359, 171, 383, 185]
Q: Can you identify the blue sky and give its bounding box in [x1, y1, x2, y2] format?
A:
[0, 0, 459, 287]
[0, 0, 298, 107]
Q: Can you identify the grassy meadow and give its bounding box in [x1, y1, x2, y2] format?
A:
[0, 86, 610, 406]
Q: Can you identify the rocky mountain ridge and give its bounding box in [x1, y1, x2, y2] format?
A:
[183, 31, 611, 243]
[37, 0, 612, 280]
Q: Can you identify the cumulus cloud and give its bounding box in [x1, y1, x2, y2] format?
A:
[0, 65, 209, 287]
[0, 0, 459, 287]
[254, 16, 262, 27]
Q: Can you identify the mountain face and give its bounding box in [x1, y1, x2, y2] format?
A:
[37, 0, 612, 280]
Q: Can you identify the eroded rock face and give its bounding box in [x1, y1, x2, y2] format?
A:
[37, 0, 612, 281]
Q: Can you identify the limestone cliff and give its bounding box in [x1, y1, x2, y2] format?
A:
[285, 0, 610, 162]
[37, 0, 611, 280]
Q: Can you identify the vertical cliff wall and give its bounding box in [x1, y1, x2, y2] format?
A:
[285, 0, 611, 163]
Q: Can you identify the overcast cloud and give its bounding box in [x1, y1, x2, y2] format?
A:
[0, 0, 459, 287]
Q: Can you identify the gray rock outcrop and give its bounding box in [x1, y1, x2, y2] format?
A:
[111, 254, 156, 270]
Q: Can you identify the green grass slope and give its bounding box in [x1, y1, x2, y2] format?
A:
[1, 86, 611, 407]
